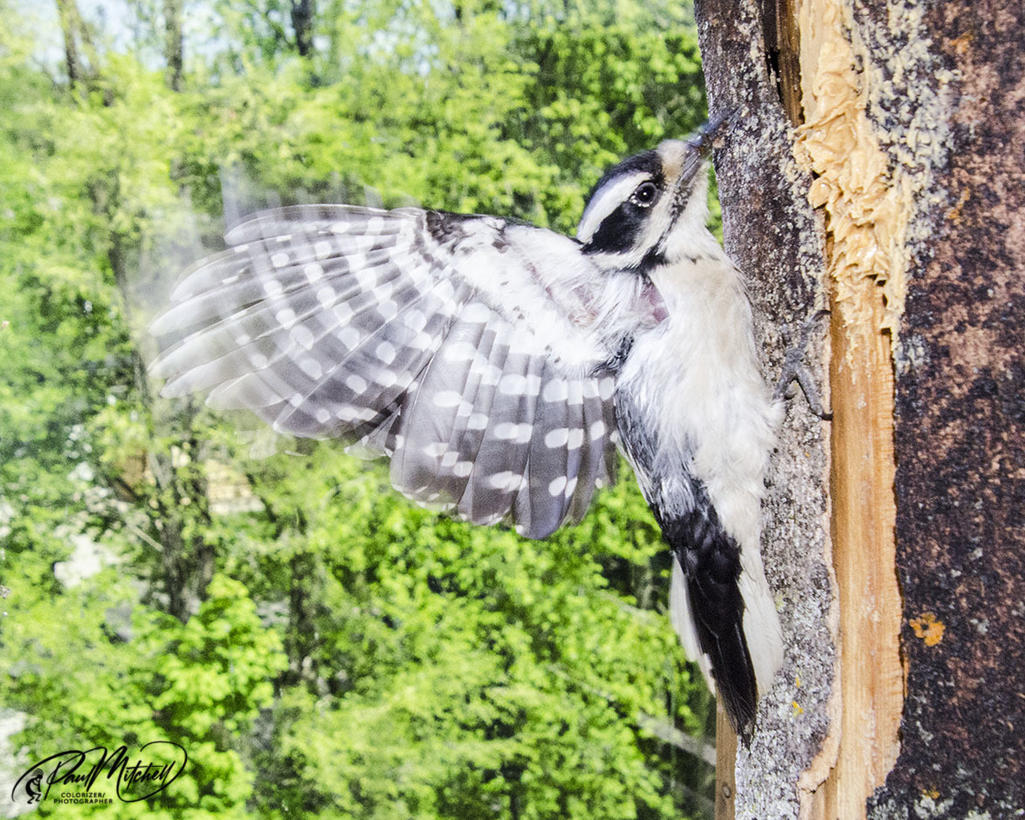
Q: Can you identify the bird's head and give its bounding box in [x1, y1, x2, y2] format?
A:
[576, 118, 725, 271]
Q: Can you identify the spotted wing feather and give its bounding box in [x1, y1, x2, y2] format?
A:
[151, 205, 625, 538]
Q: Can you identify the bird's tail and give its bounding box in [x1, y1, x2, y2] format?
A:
[661, 501, 783, 740]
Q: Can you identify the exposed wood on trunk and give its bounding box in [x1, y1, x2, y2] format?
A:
[790, 0, 907, 812]
[715, 706, 737, 820]
[761, 0, 804, 125]
[815, 288, 903, 816]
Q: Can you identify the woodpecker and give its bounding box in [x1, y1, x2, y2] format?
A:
[151, 123, 784, 737]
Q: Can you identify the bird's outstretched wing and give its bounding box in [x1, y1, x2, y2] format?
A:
[152, 205, 660, 538]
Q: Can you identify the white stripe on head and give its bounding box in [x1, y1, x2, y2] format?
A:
[576, 171, 650, 243]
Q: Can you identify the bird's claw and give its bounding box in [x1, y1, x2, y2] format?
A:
[773, 309, 832, 421]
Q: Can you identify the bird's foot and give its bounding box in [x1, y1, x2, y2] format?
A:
[773, 309, 832, 421]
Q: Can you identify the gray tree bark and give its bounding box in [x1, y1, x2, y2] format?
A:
[695, 1, 836, 817]
[694, 0, 1025, 817]
[872, 0, 1025, 815]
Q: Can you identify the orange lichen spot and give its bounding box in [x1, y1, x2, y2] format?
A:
[951, 31, 974, 58]
[946, 187, 972, 224]
[910, 612, 945, 646]
[923, 787, 940, 800]
[792, 700, 804, 716]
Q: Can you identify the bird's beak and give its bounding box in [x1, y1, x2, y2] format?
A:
[657, 116, 723, 203]
[689, 111, 731, 157]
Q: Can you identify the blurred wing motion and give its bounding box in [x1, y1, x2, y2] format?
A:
[151, 129, 787, 739]
[152, 205, 651, 538]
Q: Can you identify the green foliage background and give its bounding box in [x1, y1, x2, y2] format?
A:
[0, 0, 716, 816]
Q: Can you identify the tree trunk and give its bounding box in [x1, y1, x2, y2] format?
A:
[695, 0, 1025, 816]
[163, 0, 184, 91]
[870, 1, 1025, 815]
[109, 230, 215, 622]
[291, 0, 316, 57]
[55, 0, 102, 90]
[55, 0, 83, 88]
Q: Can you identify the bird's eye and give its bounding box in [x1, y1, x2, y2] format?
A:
[630, 181, 659, 207]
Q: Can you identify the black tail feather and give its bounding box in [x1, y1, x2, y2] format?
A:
[662, 497, 759, 739]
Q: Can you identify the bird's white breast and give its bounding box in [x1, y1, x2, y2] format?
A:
[621, 244, 780, 553]
[619, 240, 785, 696]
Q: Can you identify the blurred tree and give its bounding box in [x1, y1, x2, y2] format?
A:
[163, 0, 184, 90]
[55, 0, 100, 89]
[291, 0, 316, 57]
